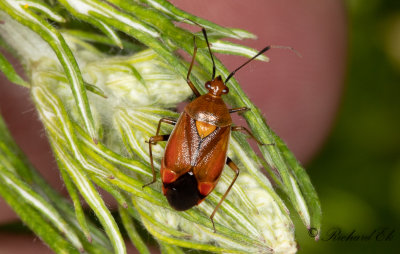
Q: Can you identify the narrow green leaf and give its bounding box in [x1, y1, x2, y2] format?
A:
[0, 144, 33, 184]
[61, 29, 145, 52]
[0, 51, 29, 87]
[119, 205, 151, 254]
[84, 81, 108, 98]
[273, 132, 322, 239]
[60, 167, 92, 242]
[22, 0, 66, 23]
[86, 17, 123, 48]
[229, 28, 257, 39]
[125, 64, 147, 86]
[28, 70, 107, 98]
[211, 40, 269, 62]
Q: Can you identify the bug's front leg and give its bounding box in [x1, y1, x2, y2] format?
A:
[186, 36, 201, 98]
[231, 125, 275, 146]
[229, 107, 250, 114]
[187, 25, 216, 97]
[209, 157, 240, 232]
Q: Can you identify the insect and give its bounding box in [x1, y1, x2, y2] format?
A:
[144, 27, 273, 232]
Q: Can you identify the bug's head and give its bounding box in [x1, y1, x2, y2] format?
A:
[205, 75, 229, 97]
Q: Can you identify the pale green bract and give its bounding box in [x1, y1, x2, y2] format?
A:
[0, 1, 321, 253]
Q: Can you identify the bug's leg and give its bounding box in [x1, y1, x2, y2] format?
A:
[143, 117, 177, 188]
[143, 134, 170, 188]
[229, 107, 250, 114]
[210, 157, 239, 232]
[155, 118, 177, 136]
[187, 36, 201, 97]
[187, 25, 216, 96]
[232, 126, 275, 146]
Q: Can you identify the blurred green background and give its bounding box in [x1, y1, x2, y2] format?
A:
[295, 0, 400, 253]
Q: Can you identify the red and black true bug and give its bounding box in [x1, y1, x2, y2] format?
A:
[144, 28, 272, 231]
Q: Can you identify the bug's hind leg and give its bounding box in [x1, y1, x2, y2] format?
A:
[143, 134, 170, 188]
[143, 118, 176, 188]
[142, 134, 169, 188]
[209, 157, 240, 232]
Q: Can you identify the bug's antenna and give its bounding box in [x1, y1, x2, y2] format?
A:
[225, 45, 301, 84]
[180, 18, 216, 80]
[201, 28, 216, 80]
[225, 46, 271, 84]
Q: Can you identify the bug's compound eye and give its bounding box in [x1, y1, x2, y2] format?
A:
[205, 82, 211, 89]
[222, 87, 229, 94]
